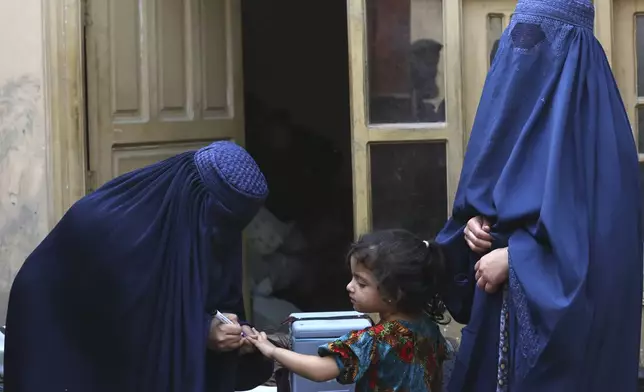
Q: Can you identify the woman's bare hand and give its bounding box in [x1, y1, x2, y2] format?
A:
[464, 216, 493, 253]
[207, 313, 243, 352]
[474, 247, 509, 293]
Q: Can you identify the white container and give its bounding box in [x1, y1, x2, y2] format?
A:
[289, 311, 372, 392]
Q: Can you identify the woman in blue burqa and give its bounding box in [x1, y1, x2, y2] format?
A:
[4, 141, 274, 391]
[437, 0, 643, 391]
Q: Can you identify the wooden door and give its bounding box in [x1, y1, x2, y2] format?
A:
[84, 0, 249, 315]
[462, 0, 515, 144]
[85, 0, 244, 189]
[347, 0, 463, 330]
[348, 0, 464, 236]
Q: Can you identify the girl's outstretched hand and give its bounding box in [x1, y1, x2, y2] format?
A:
[248, 328, 341, 382]
[239, 325, 257, 355]
[248, 328, 277, 359]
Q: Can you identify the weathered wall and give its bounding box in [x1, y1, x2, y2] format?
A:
[0, 0, 49, 322]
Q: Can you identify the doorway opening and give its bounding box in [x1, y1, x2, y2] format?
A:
[241, 0, 354, 332]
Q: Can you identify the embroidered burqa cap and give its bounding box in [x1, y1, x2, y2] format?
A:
[437, 0, 643, 390]
[4, 141, 272, 391]
[195, 141, 268, 198]
[194, 141, 269, 224]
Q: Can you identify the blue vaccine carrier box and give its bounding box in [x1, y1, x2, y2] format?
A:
[289, 311, 373, 392]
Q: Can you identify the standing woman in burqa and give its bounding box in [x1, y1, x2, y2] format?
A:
[437, 0, 643, 391]
[4, 141, 274, 391]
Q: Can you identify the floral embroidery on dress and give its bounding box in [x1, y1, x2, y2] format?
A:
[319, 316, 447, 392]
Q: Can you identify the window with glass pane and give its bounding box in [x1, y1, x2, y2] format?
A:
[636, 15, 644, 152]
[370, 142, 447, 240]
[635, 15, 644, 276]
[367, 0, 445, 124]
[488, 14, 503, 66]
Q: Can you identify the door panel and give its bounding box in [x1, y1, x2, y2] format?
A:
[85, 0, 244, 189]
[347, 0, 463, 238]
[85, 0, 248, 316]
[347, 0, 463, 326]
[462, 0, 515, 145]
[111, 142, 212, 177]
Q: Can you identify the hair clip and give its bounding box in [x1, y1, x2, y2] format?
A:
[423, 240, 430, 247]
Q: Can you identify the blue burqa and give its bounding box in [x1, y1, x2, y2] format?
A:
[437, 0, 643, 391]
[4, 141, 274, 391]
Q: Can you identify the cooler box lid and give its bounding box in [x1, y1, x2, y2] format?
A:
[289, 311, 373, 339]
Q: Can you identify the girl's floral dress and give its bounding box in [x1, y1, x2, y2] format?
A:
[318, 316, 449, 392]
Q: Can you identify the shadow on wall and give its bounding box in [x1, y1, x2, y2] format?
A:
[0, 74, 48, 322]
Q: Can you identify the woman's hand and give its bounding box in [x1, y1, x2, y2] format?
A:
[207, 313, 243, 352]
[248, 328, 277, 359]
[474, 247, 509, 293]
[464, 216, 493, 253]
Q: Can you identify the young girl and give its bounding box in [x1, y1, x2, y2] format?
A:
[248, 229, 450, 392]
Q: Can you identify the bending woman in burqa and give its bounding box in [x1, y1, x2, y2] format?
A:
[4, 141, 274, 391]
[437, 0, 643, 391]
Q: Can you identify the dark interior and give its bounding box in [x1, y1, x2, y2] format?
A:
[241, 0, 354, 328]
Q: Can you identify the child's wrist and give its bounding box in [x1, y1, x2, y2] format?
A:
[270, 346, 282, 360]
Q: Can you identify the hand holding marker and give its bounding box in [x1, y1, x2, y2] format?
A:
[214, 311, 246, 337]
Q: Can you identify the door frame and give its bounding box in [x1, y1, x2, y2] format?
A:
[43, 0, 87, 226]
[595, 0, 614, 65]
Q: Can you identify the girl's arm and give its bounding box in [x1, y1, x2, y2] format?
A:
[272, 347, 340, 382]
[248, 328, 341, 382]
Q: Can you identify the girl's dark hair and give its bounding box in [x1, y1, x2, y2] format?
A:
[347, 229, 449, 324]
